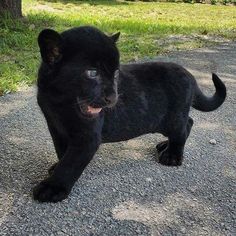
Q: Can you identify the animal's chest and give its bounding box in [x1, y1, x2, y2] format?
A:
[101, 97, 163, 143]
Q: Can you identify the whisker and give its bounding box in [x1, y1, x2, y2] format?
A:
[73, 98, 95, 108]
[76, 97, 93, 105]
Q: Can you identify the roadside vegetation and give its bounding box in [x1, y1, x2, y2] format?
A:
[0, 0, 236, 94]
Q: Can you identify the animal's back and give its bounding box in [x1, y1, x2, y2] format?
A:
[102, 62, 194, 142]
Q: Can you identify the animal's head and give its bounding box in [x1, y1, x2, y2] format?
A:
[38, 26, 120, 118]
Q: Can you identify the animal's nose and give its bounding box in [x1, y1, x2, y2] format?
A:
[104, 93, 117, 105]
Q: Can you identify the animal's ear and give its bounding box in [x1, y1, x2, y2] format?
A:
[38, 29, 63, 65]
[110, 32, 120, 43]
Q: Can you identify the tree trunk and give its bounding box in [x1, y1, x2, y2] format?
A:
[0, 0, 22, 18]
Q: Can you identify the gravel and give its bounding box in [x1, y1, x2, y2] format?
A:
[0, 42, 235, 236]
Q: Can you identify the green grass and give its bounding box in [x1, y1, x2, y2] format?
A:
[0, 0, 236, 94]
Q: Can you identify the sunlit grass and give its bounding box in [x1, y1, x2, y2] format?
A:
[0, 0, 236, 94]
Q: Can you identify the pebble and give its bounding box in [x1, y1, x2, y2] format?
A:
[209, 139, 217, 145]
[146, 177, 152, 182]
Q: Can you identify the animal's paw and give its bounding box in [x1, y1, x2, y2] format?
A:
[158, 149, 183, 166]
[156, 140, 168, 153]
[33, 179, 69, 203]
[48, 163, 58, 175]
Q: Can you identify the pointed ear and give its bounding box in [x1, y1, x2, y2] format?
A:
[110, 32, 120, 43]
[38, 29, 63, 65]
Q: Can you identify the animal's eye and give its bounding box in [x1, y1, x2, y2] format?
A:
[86, 69, 98, 79]
[114, 69, 119, 79]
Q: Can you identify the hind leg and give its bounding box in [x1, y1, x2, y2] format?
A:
[156, 117, 193, 153]
[158, 117, 193, 166]
[48, 163, 58, 175]
[156, 140, 168, 153]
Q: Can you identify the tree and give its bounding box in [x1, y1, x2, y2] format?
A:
[0, 0, 22, 18]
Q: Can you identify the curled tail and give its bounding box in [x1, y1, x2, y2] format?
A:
[192, 73, 226, 112]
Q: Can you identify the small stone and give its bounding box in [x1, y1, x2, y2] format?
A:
[180, 227, 186, 233]
[81, 209, 86, 215]
[188, 186, 197, 193]
[209, 139, 217, 145]
[146, 177, 152, 182]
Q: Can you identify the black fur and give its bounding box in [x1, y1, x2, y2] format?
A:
[33, 26, 226, 202]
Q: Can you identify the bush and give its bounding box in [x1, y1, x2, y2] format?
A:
[222, 0, 229, 4]
[126, 0, 236, 3]
[183, 0, 194, 3]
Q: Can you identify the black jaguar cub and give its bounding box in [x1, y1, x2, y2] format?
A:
[34, 26, 226, 202]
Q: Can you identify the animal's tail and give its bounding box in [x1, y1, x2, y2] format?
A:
[192, 73, 226, 112]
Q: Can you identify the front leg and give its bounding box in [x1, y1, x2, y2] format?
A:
[42, 111, 68, 161]
[47, 123, 68, 175]
[33, 137, 100, 202]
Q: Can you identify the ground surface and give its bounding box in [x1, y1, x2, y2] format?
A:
[0, 43, 235, 235]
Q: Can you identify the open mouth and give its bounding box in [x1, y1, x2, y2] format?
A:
[79, 104, 102, 117]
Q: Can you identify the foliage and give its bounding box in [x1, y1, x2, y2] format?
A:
[211, 0, 217, 5]
[0, 0, 236, 94]
[132, 0, 236, 3]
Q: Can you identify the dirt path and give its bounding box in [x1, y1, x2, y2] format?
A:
[0, 42, 235, 235]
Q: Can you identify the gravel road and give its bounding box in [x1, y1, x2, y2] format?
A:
[0, 42, 235, 235]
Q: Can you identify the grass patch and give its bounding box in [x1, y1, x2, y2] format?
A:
[0, 0, 236, 94]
